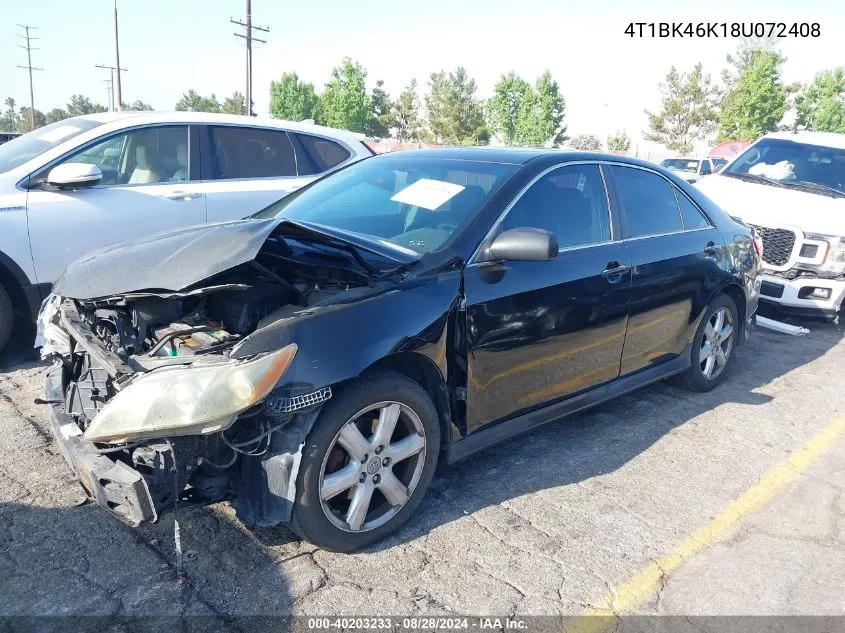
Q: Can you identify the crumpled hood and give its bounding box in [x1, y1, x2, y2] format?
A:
[52, 218, 281, 299]
[696, 174, 845, 236]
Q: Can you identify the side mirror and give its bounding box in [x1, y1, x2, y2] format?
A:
[486, 228, 559, 262]
[46, 163, 103, 189]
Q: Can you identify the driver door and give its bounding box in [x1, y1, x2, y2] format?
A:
[463, 163, 632, 434]
[25, 125, 206, 285]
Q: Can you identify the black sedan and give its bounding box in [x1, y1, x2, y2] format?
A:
[40, 148, 762, 552]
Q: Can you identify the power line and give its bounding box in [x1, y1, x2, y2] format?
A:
[95, 63, 128, 111]
[231, 0, 269, 116]
[16, 24, 43, 129]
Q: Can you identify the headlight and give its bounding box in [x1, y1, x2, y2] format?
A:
[806, 233, 845, 275]
[84, 344, 297, 443]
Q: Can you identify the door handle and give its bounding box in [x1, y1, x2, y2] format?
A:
[601, 261, 630, 280]
[164, 191, 201, 200]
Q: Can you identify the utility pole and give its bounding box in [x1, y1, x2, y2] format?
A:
[104, 78, 113, 112]
[231, 0, 269, 116]
[114, 0, 123, 110]
[16, 25, 42, 129]
[96, 63, 128, 111]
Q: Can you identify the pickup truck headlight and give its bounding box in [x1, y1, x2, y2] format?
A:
[806, 234, 845, 275]
[84, 344, 297, 443]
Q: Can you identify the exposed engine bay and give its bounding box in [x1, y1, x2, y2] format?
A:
[40, 226, 405, 526]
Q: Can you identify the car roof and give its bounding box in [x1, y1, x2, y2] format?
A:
[378, 146, 664, 167]
[663, 156, 707, 160]
[73, 111, 367, 144]
[762, 130, 845, 150]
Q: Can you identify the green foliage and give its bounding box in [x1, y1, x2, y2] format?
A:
[269, 72, 319, 121]
[392, 80, 421, 143]
[515, 70, 567, 147]
[222, 92, 248, 116]
[45, 108, 69, 124]
[319, 58, 371, 133]
[424, 67, 488, 145]
[487, 72, 532, 145]
[124, 100, 153, 111]
[569, 134, 602, 151]
[66, 94, 107, 117]
[175, 90, 221, 113]
[717, 50, 787, 142]
[644, 64, 720, 153]
[795, 67, 845, 133]
[367, 80, 395, 138]
[15, 107, 47, 133]
[1, 98, 17, 132]
[606, 129, 631, 152]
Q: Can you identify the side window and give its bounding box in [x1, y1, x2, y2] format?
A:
[699, 160, 712, 175]
[609, 166, 683, 238]
[291, 133, 351, 175]
[61, 126, 189, 185]
[502, 164, 611, 249]
[675, 188, 712, 230]
[209, 126, 297, 179]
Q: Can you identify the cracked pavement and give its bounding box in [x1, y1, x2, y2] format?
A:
[1, 313, 844, 623]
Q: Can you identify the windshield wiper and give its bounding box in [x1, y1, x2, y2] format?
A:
[724, 172, 787, 188]
[780, 180, 845, 199]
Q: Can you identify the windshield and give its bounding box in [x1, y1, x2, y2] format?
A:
[725, 137, 845, 196]
[255, 155, 519, 254]
[661, 158, 700, 173]
[0, 118, 104, 175]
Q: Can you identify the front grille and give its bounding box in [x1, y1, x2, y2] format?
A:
[750, 225, 796, 267]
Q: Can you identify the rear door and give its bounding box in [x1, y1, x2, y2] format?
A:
[26, 124, 206, 285]
[463, 162, 632, 434]
[604, 164, 724, 375]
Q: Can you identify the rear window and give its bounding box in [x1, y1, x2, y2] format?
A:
[0, 118, 103, 174]
[208, 126, 297, 179]
[291, 133, 351, 175]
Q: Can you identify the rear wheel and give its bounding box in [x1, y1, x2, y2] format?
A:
[0, 283, 14, 355]
[291, 370, 440, 552]
[674, 293, 738, 392]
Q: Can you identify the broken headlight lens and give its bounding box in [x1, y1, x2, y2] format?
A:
[84, 344, 297, 443]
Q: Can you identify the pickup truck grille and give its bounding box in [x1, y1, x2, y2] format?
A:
[750, 225, 796, 267]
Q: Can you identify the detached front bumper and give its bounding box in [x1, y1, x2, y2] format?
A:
[47, 364, 157, 526]
[759, 273, 845, 319]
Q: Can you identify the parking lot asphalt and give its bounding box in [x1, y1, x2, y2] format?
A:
[1, 313, 844, 624]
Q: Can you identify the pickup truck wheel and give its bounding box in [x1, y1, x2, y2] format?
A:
[674, 293, 738, 392]
[291, 370, 440, 552]
[0, 283, 13, 355]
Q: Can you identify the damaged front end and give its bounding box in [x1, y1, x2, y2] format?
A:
[40, 220, 408, 527]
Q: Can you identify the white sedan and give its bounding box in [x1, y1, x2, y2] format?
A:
[0, 112, 373, 352]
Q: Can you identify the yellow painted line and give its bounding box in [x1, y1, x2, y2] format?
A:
[562, 414, 845, 633]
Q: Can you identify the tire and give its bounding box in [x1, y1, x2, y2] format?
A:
[0, 283, 14, 356]
[291, 370, 441, 552]
[673, 293, 739, 392]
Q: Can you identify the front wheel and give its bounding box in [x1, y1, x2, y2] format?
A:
[291, 370, 440, 552]
[674, 293, 739, 392]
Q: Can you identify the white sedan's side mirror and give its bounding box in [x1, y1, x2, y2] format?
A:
[46, 163, 103, 189]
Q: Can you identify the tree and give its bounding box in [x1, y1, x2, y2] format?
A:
[269, 72, 319, 121]
[319, 58, 371, 133]
[392, 80, 421, 143]
[367, 80, 395, 138]
[569, 134, 602, 151]
[1, 98, 16, 132]
[16, 107, 46, 132]
[487, 72, 532, 145]
[795, 67, 845, 133]
[66, 94, 107, 117]
[644, 63, 720, 153]
[222, 91, 248, 115]
[175, 90, 221, 113]
[45, 108, 69, 124]
[515, 70, 568, 147]
[717, 50, 787, 142]
[124, 100, 153, 111]
[424, 67, 488, 145]
[606, 129, 631, 152]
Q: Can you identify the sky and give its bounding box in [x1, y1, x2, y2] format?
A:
[2, 0, 843, 156]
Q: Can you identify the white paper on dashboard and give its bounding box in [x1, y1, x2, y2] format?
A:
[390, 179, 465, 211]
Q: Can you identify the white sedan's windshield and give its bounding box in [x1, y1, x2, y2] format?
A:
[255, 156, 518, 254]
[725, 138, 845, 196]
[0, 118, 103, 174]
[661, 158, 699, 173]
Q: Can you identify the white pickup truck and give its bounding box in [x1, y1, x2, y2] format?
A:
[696, 131, 845, 320]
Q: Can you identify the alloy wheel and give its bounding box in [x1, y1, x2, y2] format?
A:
[699, 307, 734, 380]
[318, 401, 427, 533]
